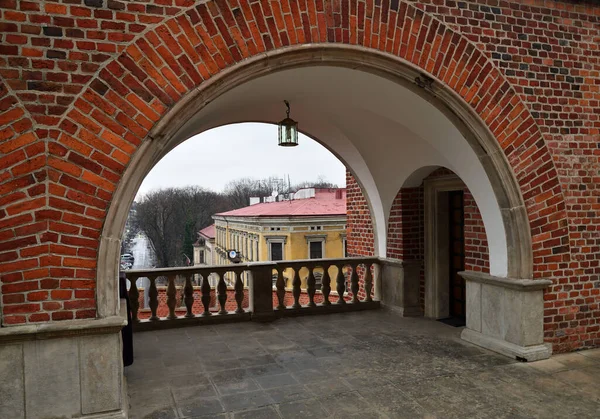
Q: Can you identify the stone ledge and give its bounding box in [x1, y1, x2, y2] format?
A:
[459, 271, 552, 291]
[0, 300, 127, 344]
[133, 312, 252, 332]
[378, 257, 422, 268]
[382, 304, 423, 317]
[275, 301, 380, 318]
[462, 328, 552, 362]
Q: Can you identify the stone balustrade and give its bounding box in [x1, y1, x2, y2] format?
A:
[125, 257, 381, 331]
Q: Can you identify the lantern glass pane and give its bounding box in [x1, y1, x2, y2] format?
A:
[278, 119, 298, 146]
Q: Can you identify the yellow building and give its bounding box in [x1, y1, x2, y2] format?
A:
[196, 188, 347, 287]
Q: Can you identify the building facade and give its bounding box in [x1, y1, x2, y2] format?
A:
[205, 188, 347, 288]
[193, 224, 216, 267]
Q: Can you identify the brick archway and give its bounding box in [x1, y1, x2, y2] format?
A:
[1, 1, 567, 328]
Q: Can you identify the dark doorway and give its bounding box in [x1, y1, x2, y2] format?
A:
[447, 190, 466, 325]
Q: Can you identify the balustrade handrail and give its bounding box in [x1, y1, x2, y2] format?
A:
[124, 256, 382, 329]
[125, 256, 380, 278]
[125, 261, 275, 279]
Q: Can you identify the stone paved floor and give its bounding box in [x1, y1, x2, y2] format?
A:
[125, 310, 600, 418]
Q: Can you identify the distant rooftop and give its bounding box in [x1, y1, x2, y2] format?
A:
[198, 224, 215, 239]
[215, 188, 346, 218]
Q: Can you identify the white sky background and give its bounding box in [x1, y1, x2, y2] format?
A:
[135, 123, 347, 199]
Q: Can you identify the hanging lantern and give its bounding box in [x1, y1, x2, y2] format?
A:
[278, 100, 298, 147]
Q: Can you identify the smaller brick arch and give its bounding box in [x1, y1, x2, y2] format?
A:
[386, 166, 491, 315]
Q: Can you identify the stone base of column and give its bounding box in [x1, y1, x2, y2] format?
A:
[380, 258, 423, 316]
[459, 271, 553, 362]
[461, 328, 552, 362]
[0, 307, 127, 419]
[383, 304, 423, 317]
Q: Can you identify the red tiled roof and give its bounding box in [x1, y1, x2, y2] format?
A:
[198, 224, 215, 239]
[215, 198, 346, 217]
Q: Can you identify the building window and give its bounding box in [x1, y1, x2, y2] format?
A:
[270, 242, 283, 261]
[343, 237, 348, 257]
[309, 240, 323, 259]
[199, 251, 205, 264]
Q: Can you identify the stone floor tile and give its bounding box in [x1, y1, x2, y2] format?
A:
[220, 390, 273, 412]
[266, 384, 313, 404]
[128, 388, 178, 419]
[578, 348, 600, 360]
[178, 397, 225, 418]
[358, 384, 427, 418]
[553, 367, 600, 400]
[277, 398, 328, 418]
[528, 357, 571, 374]
[552, 353, 599, 370]
[305, 377, 352, 397]
[255, 372, 298, 389]
[212, 377, 258, 396]
[231, 405, 281, 419]
[202, 357, 242, 372]
[237, 354, 277, 368]
[246, 362, 287, 377]
[317, 390, 372, 416]
[290, 367, 334, 384]
[171, 380, 218, 403]
[129, 406, 179, 419]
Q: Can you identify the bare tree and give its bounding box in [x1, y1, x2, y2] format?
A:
[292, 175, 338, 190]
[224, 178, 272, 209]
[225, 175, 339, 208]
[134, 187, 229, 267]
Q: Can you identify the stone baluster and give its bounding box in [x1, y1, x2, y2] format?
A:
[234, 270, 244, 313]
[201, 274, 212, 316]
[184, 274, 194, 318]
[363, 264, 373, 303]
[129, 276, 140, 322]
[373, 263, 382, 301]
[149, 276, 159, 321]
[321, 265, 331, 305]
[292, 268, 301, 308]
[306, 266, 316, 307]
[350, 265, 360, 303]
[166, 275, 177, 320]
[275, 269, 286, 310]
[217, 273, 228, 314]
[336, 265, 346, 305]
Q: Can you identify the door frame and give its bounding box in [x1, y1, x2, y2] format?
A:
[424, 176, 466, 319]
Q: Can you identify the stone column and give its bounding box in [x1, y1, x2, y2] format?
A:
[460, 271, 552, 362]
[0, 304, 128, 419]
[380, 258, 423, 316]
[248, 262, 277, 322]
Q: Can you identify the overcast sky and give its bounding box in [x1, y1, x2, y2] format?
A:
[136, 123, 347, 199]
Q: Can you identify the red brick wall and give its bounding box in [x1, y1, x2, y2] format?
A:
[0, 0, 597, 352]
[464, 189, 490, 273]
[345, 170, 375, 257]
[387, 187, 424, 261]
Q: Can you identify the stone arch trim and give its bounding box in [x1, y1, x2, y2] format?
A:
[0, 0, 568, 324]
